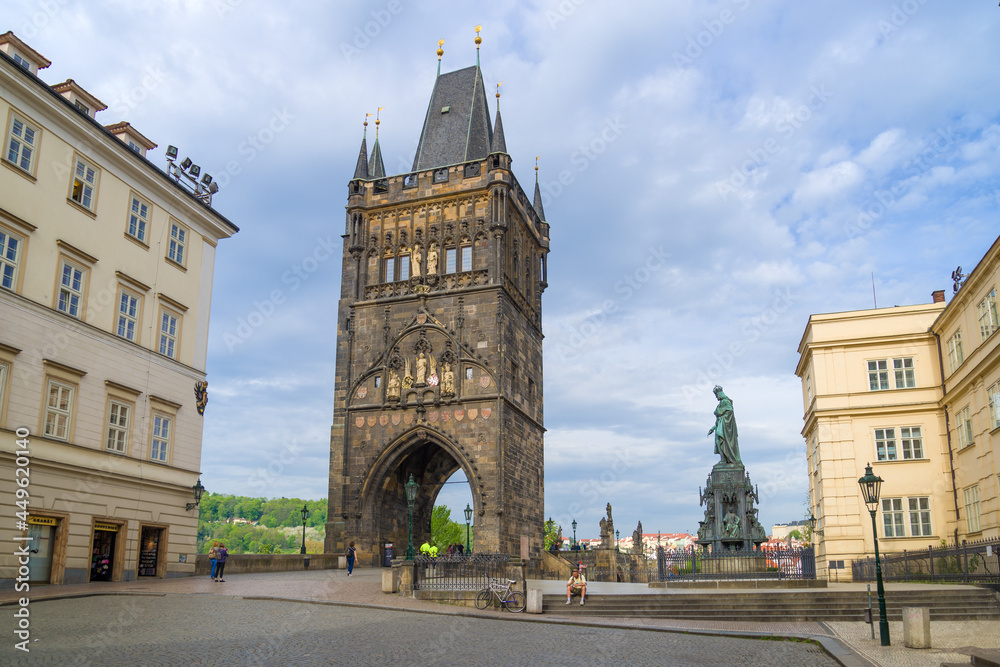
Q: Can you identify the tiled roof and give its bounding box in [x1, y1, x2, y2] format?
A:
[411, 65, 493, 171]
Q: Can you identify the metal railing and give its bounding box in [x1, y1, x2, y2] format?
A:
[413, 553, 513, 590]
[656, 546, 817, 581]
[852, 537, 1000, 584]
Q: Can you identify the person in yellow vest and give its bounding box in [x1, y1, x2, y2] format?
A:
[420, 542, 431, 556]
[429, 545, 438, 557]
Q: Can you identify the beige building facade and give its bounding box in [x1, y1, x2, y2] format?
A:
[798, 235, 1000, 580]
[0, 32, 237, 586]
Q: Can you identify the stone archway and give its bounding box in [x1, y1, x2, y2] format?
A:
[352, 427, 483, 566]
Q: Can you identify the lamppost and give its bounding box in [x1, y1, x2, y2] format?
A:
[572, 519, 577, 548]
[615, 529, 620, 552]
[300, 504, 309, 555]
[186, 478, 205, 511]
[464, 503, 473, 555]
[858, 463, 890, 646]
[404, 474, 418, 560]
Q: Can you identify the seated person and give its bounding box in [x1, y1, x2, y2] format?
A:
[566, 569, 587, 605]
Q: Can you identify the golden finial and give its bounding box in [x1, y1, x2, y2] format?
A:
[437, 39, 445, 60]
[535, 155, 541, 180]
[475, 25, 483, 49]
[375, 107, 384, 138]
[364, 112, 370, 130]
[496, 81, 503, 101]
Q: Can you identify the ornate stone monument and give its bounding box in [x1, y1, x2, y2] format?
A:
[696, 386, 767, 553]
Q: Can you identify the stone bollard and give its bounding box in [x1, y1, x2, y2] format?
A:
[382, 568, 397, 593]
[338, 556, 347, 569]
[527, 588, 544, 614]
[902, 607, 931, 649]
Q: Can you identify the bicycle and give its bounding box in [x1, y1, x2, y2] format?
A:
[474, 577, 526, 612]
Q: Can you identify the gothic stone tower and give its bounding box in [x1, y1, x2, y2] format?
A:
[326, 53, 550, 564]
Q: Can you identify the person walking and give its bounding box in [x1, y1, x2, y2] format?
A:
[215, 543, 228, 582]
[208, 541, 220, 580]
[346, 541, 357, 576]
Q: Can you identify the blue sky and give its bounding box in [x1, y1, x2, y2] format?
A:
[12, 0, 1000, 539]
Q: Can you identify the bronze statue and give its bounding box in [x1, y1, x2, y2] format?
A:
[707, 385, 742, 465]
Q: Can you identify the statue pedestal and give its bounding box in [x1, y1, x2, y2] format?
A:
[700, 553, 769, 576]
[695, 462, 766, 553]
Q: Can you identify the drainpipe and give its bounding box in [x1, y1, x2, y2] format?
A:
[934, 331, 961, 546]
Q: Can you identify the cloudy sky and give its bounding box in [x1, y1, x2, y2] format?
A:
[12, 1, 1000, 539]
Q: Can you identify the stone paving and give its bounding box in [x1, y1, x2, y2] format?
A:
[2, 568, 998, 666]
[7, 595, 838, 666]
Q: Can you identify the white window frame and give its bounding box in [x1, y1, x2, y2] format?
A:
[868, 360, 889, 390]
[5, 111, 39, 175]
[964, 485, 981, 534]
[947, 330, 964, 373]
[116, 288, 141, 342]
[956, 406, 974, 449]
[167, 221, 187, 267]
[899, 426, 924, 459]
[979, 289, 999, 341]
[127, 193, 151, 245]
[989, 381, 1000, 430]
[69, 155, 99, 211]
[0, 362, 8, 428]
[893, 357, 915, 388]
[105, 400, 131, 453]
[158, 307, 180, 359]
[875, 428, 897, 461]
[908, 497, 932, 537]
[43, 380, 74, 441]
[881, 498, 905, 537]
[805, 375, 812, 403]
[150, 412, 171, 463]
[0, 226, 23, 292]
[56, 259, 86, 319]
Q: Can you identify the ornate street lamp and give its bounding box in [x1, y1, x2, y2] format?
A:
[404, 474, 418, 560]
[464, 503, 473, 555]
[572, 519, 577, 547]
[615, 529, 620, 552]
[186, 478, 205, 511]
[858, 464, 890, 646]
[300, 504, 309, 555]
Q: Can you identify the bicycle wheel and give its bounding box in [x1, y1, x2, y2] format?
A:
[474, 590, 492, 610]
[504, 591, 526, 613]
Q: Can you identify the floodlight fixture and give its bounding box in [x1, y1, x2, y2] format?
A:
[208, 182, 219, 194]
[189, 164, 201, 178]
[180, 157, 192, 170]
[166, 145, 178, 160]
[200, 173, 213, 185]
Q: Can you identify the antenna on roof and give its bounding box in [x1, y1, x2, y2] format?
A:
[952, 266, 967, 293]
[436, 39, 445, 75]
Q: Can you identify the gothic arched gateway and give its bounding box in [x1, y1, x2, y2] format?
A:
[326, 49, 550, 565]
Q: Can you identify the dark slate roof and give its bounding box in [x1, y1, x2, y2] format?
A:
[352, 132, 369, 180]
[490, 106, 507, 155]
[533, 177, 547, 222]
[412, 65, 494, 171]
[368, 137, 386, 179]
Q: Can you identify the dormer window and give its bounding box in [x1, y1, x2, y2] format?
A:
[12, 53, 31, 71]
[104, 122, 157, 158]
[74, 100, 90, 115]
[0, 33, 52, 75]
[52, 79, 106, 120]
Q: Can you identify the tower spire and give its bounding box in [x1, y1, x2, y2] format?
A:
[368, 107, 386, 179]
[475, 25, 482, 67]
[533, 155, 547, 222]
[490, 82, 507, 155]
[352, 113, 370, 180]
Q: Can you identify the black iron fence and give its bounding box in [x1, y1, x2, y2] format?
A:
[852, 537, 1000, 584]
[413, 553, 514, 590]
[656, 546, 816, 581]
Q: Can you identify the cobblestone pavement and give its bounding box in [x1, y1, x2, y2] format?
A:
[826, 620, 1000, 667]
[7, 595, 840, 667]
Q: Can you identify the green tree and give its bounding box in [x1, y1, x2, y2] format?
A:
[544, 518, 563, 550]
[431, 505, 466, 550]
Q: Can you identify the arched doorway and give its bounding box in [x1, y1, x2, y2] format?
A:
[357, 427, 481, 566]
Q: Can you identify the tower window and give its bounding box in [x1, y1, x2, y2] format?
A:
[446, 248, 457, 274]
[461, 245, 472, 271]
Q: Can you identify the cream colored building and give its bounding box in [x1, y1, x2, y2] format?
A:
[0, 32, 237, 586]
[798, 235, 1000, 580]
